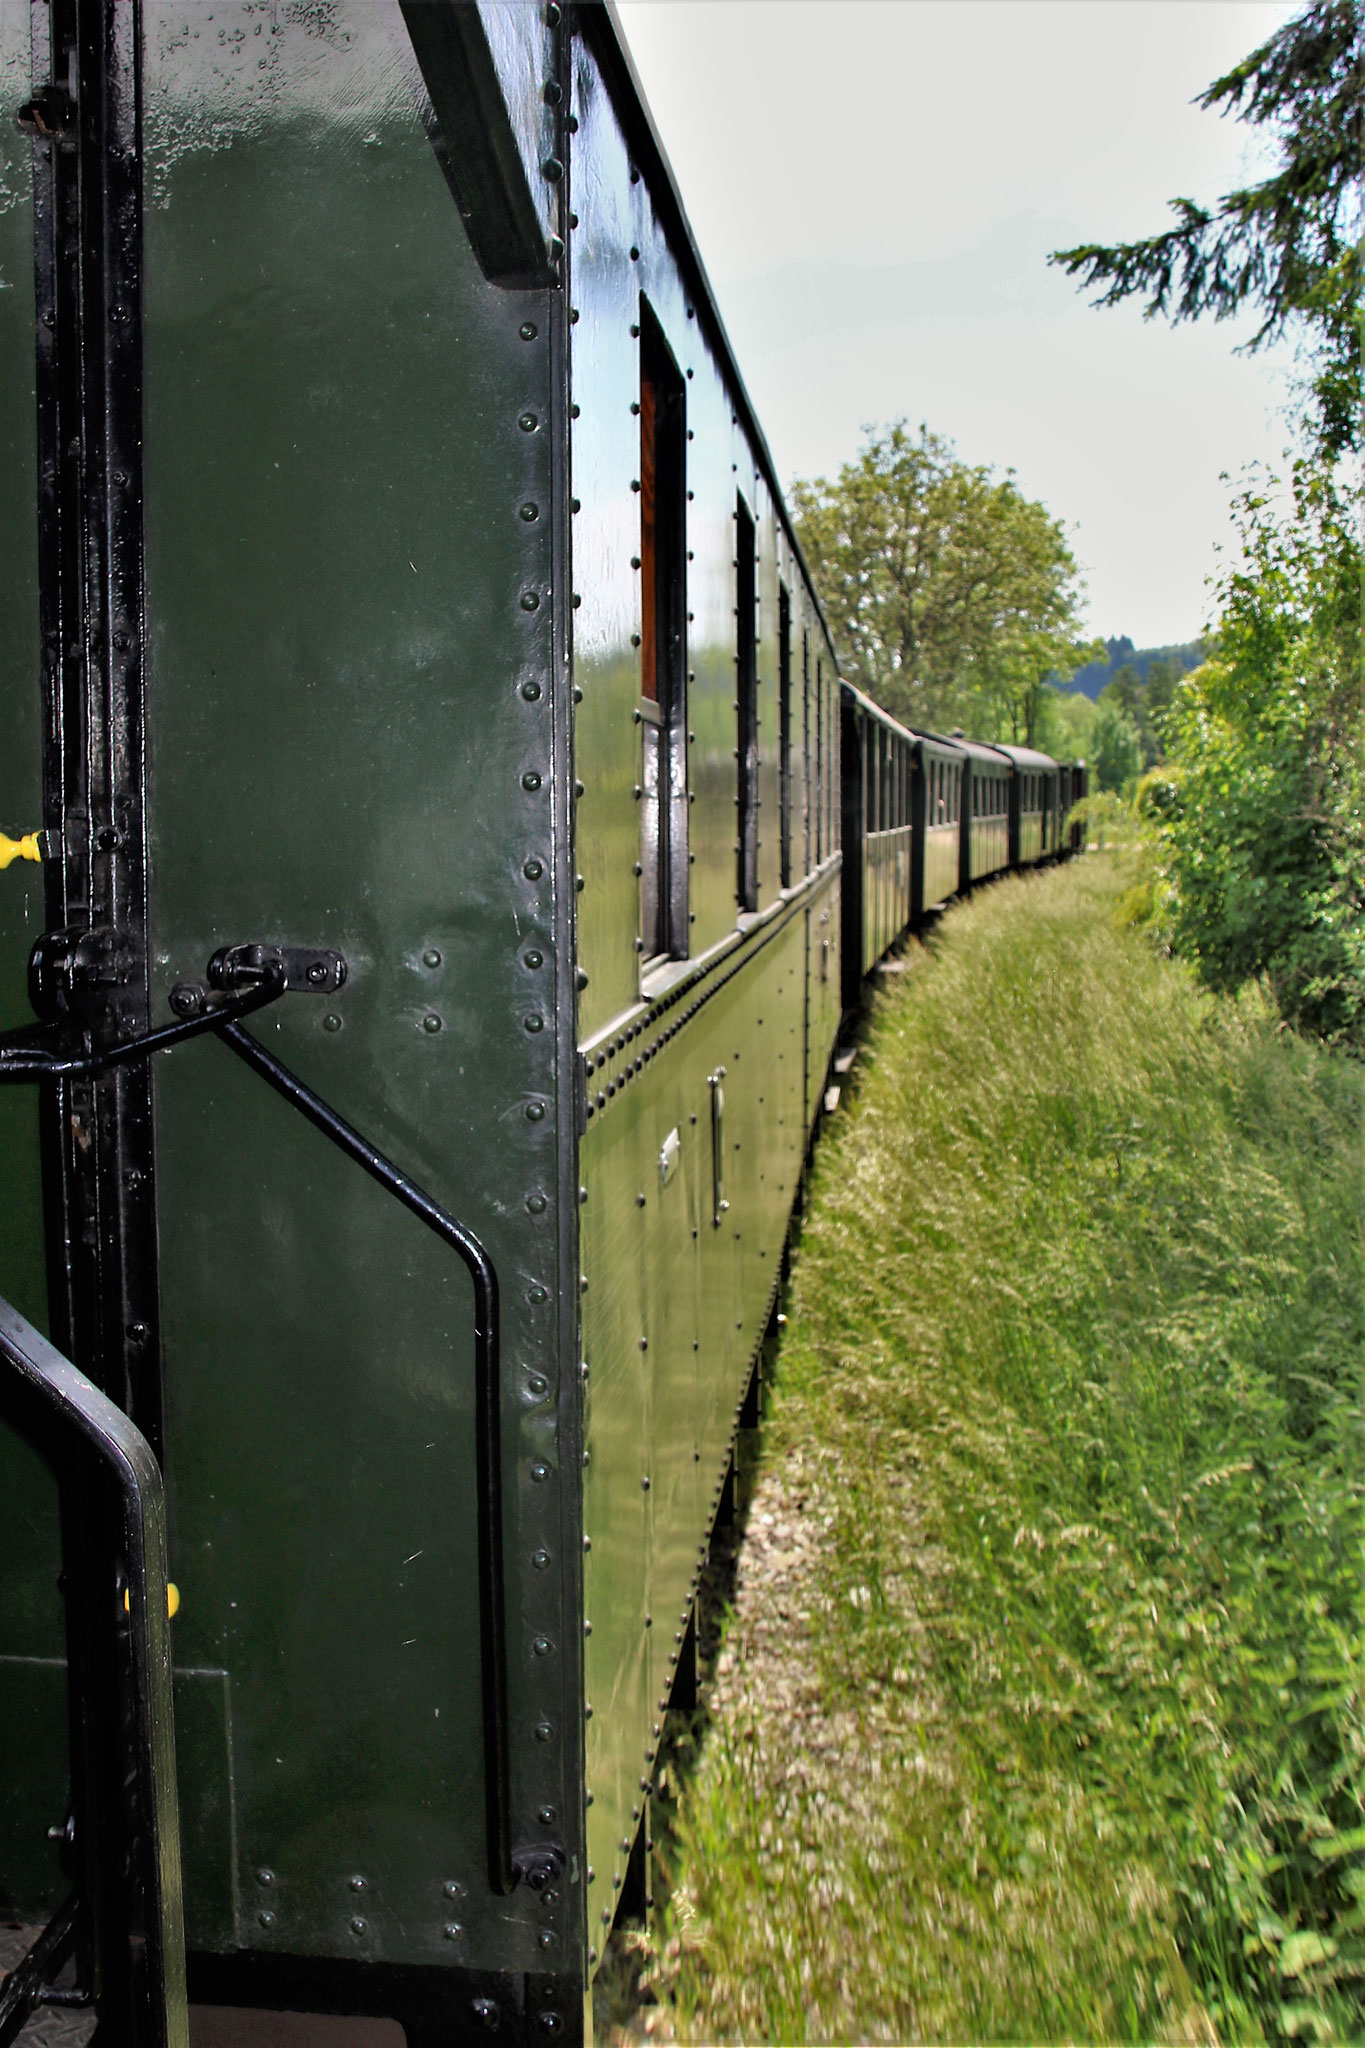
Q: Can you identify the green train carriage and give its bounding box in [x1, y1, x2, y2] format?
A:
[0, 3, 840, 2042]
[0, 7, 1087, 2042]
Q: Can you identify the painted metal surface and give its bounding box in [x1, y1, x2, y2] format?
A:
[133, 0, 568, 1976]
[568, 27, 843, 1968]
[996, 744, 1061, 867]
[0, 15, 66, 1922]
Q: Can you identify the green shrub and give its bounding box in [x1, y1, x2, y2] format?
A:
[1153, 461, 1364, 1047]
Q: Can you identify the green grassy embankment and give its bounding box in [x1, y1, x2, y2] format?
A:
[645, 856, 1365, 2045]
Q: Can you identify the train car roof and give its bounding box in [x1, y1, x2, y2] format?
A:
[944, 735, 1015, 768]
[839, 684, 977, 763]
[839, 679, 917, 737]
[584, 4, 836, 659]
[993, 743, 1061, 773]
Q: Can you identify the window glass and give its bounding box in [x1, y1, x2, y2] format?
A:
[735, 494, 757, 911]
[778, 584, 792, 888]
[638, 302, 687, 960]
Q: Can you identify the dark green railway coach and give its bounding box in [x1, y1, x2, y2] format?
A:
[0, 4, 842, 2042]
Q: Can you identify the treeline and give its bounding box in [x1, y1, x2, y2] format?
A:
[1066, 634, 1204, 701]
[1061, 0, 1364, 1052]
[797, 0, 1361, 1054]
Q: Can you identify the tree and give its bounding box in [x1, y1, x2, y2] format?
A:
[1050, 0, 1363, 458]
[1147, 457, 1363, 1044]
[1098, 656, 1182, 768]
[1090, 698, 1143, 793]
[791, 422, 1096, 742]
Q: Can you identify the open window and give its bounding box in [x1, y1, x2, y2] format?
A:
[735, 496, 758, 912]
[639, 303, 688, 962]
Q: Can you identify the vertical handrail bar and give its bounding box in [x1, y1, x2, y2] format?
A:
[215, 1020, 514, 1897]
[0, 1294, 188, 2048]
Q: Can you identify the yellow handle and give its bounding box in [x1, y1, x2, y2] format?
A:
[0, 830, 42, 871]
[124, 1582, 180, 1618]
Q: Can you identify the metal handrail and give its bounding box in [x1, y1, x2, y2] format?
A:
[0, 954, 513, 1896]
[215, 1019, 512, 1896]
[0, 1297, 189, 2048]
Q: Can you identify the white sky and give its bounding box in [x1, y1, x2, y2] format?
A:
[613, 0, 1303, 650]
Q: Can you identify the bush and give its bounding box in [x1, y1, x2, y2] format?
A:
[1153, 460, 1364, 1046]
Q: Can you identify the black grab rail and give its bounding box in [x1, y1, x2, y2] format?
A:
[0, 1295, 189, 2048]
[0, 950, 513, 1898]
[214, 1016, 512, 1897]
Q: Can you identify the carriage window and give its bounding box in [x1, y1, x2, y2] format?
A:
[801, 631, 811, 874]
[639, 304, 688, 961]
[778, 584, 792, 889]
[818, 647, 826, 856]
[736, 496, 758, 911]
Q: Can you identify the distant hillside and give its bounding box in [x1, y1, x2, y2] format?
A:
[1065, 636, 1205, 701]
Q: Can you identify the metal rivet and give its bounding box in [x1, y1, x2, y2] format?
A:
[533, 1635, 552, 1656]
[525, 1013, 544, 1033]
[524, 949, 543, 968]
[520, 502, 540, 522]
[258, 1910, 275, 1929]
[422, 948, 442, 969]
[532, 1547, 551, 1569]
[531, 1462, 551, 1482]
[526, 1101, 545, 1121]
[534, 1722, 554, 1743]
[523, 857, 544, 879]
[256, 1870, 275, 1886]
[522, 679, 542, 700]
[422, 1014, 442, 1034]
[529, 1284, 549, 1304]
[527, 1192, 547, 1214]
[520, 590, 540, 612]
[520, 321, 538, 340]
[472, 1999, 498, 2028]
[519, 412, 538, 432]
[527, 1373, 548, 1397]
[443, 1922, 463, 1940]
[539, 1930, 554, 1950]
[541, 157, 563, 181]
[522, 771, 542, 791]
[349, 1875, 366, 1892]
[350, 1918, 367, 1937]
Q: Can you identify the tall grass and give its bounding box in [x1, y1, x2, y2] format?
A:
[652, 856, 1365, 2045]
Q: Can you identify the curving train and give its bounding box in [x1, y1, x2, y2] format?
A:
[0, 5, 1082, 2045]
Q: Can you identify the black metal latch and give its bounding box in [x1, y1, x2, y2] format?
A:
[2, 935, 348, 1083]
[170, 943, 346, 1019]
[15, 84, 76, 149]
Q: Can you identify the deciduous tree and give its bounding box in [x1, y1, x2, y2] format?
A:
[791, 422, 1095, 742]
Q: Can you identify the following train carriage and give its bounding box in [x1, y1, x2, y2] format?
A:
[0, 6, 1083, 2044]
